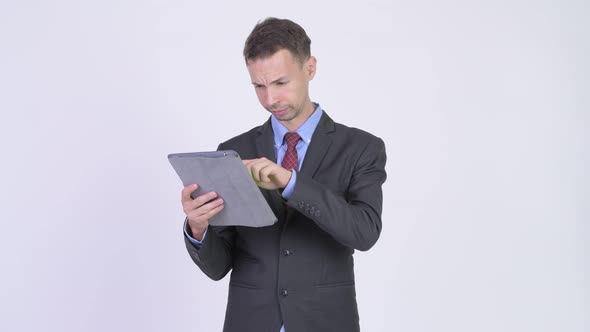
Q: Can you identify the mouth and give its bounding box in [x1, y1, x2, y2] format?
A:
[271, 108, 289, 117]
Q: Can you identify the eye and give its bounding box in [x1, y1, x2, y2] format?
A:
[276, 81, 287, 86]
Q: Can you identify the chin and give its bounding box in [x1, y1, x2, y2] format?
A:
[281, 109, 302, 122]
[277, 114, 298, 122]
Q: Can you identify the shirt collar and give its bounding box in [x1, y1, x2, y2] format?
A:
[271, 103, 323, 148]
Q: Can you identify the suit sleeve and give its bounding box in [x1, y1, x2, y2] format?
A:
[183, 143, 237, 281]
[287, 136, 387, 251]
[184, 224, 236, 280]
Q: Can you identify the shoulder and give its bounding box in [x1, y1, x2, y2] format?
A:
[217, 121, 268, 158]
[331, 120, 385, 150]
[220, 125, 261, 147]
[318, 111, 384, 145]
[329, 121, 387, 178]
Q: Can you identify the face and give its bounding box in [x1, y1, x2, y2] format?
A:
[247, 49, 316, 128]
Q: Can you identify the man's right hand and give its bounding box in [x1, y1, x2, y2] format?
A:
[181, 184, 225, 241]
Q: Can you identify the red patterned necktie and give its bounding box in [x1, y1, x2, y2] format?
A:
[281, 132, 301, 170]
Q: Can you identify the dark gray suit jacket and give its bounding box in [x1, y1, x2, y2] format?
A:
[184, 111, 387, 332]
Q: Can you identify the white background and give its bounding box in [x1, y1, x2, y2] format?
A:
[0, 1, 588, 331]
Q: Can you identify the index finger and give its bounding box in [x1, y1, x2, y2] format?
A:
[181, 184, 198, 203]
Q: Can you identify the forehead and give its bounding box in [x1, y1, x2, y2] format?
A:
[247, 49, 301, 81]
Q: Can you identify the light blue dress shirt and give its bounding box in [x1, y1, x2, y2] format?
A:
[184, 103, 324, 332]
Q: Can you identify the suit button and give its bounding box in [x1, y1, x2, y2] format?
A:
[298, 202, 305, 208]
[310, 207, 315, 214]
[315, 211, 321, 217]
[280, 289, 288, 297]
[281, 249, 293, 256]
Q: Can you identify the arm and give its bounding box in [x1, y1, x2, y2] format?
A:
[287, 136, 387, 251]
[180, 144, 237, 280]
[184, 222, 236, 281]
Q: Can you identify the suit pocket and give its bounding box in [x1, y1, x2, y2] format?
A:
[315, 280, 355, 289]
[229, 280, 258, 289]
[311, 280, 359, 330]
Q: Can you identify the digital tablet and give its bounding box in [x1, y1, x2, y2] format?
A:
[168, 150, 277, 227]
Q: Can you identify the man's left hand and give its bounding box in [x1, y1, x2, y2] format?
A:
[243, 158, 292, 190]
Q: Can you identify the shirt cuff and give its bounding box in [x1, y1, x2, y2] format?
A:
[281, 170, 297, 200]
[183, 218, 207, 249]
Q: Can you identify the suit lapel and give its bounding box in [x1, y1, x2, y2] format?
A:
[300, 112, 336, 178]
[255, 118, 286, 221]
[255, 118, 276, 162]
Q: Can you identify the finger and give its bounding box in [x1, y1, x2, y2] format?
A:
[252, 158, 274, 180]
[181, 184, 198, 203]
[183, 191, 218, 214]
[242, 160, 253, 173]
[190, 191, 219, 209]
[201, 203, 225, 220]
[243, 157, 269, 166]
[249, 160, 267, 182]
[253, 180, 274, 190]
[243, 158, 260, 171]
[201, 197, 224, 212]
[259, 163, 274, 183]
[187, 198, 224, 220]
[187, 201, 224, 232]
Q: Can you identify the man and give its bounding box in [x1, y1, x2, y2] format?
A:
[181, 18, 386, 332]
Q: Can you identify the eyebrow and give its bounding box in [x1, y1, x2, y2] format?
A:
[252, 76, 288, 87]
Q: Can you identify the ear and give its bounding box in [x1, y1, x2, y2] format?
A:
[305, 56, 317, 80]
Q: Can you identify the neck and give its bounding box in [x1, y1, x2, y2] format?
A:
[281, 100, 315, 132]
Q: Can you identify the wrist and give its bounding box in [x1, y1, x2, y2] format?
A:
[280, 168, 293, 188]
[189, 223, 207, 241]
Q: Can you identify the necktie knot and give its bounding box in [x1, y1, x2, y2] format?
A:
[284, 132, 301, 148]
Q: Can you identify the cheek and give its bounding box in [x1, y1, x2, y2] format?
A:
[289, 83, 305, 103]
[285, 85, 300, 100]
[255, 89, 266, 103]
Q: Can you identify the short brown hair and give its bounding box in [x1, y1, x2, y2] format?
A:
[243, 17, 311, 64]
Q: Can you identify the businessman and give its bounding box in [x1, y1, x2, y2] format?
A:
[181, 17, 387, 332]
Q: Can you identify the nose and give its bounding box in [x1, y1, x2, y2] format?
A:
[264, 87, 278, 107]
